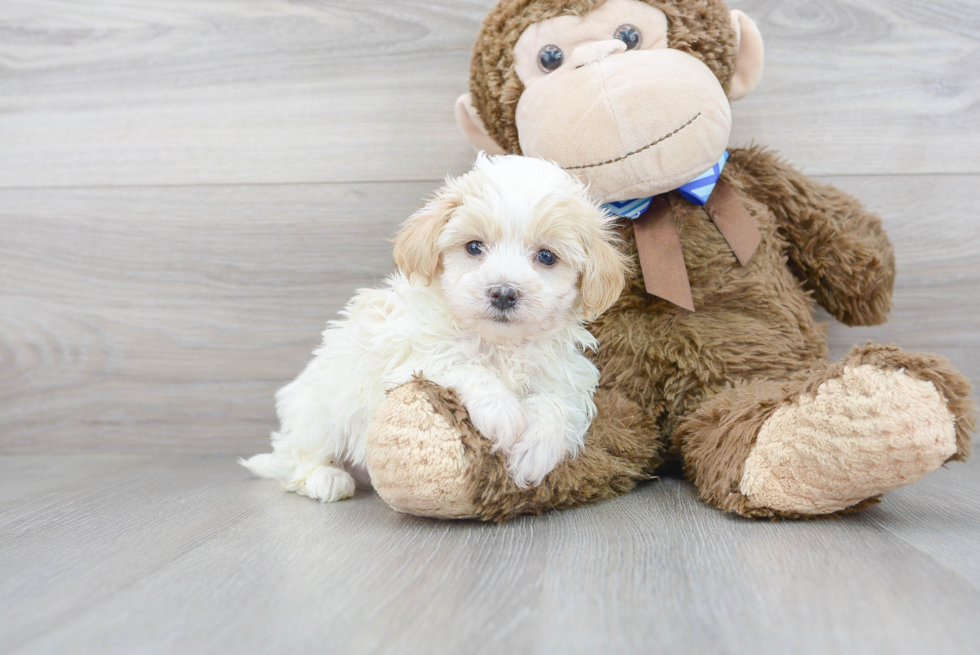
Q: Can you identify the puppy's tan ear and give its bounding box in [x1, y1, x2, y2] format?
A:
[581, 219, 628, 319]
[392, 195, 457, 285]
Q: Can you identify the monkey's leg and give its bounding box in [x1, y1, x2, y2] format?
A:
[675, 344, 975, 518]
[367, 380, 664, 522]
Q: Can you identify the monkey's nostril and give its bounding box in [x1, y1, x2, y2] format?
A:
[489, 285, 520, 311]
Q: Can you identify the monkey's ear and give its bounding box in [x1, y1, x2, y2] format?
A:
[728, 10, 764, 101]
[455, 93, 506, 155]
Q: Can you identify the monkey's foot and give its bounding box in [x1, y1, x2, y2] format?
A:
[678, 344, 975, 518]
[739, 344, 975, 515]
[366, 381, 483, 519]
[739, 363, 957, 514]
[366, 379, 662, 522]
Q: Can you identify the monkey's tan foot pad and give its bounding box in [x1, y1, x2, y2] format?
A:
[367, 380, 484, 519]
[739, 364, 957, 515]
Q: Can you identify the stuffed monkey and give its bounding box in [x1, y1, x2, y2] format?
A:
[365, 0, 975, 521]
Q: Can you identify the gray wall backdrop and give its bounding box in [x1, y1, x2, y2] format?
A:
[1, 0, 977, 454]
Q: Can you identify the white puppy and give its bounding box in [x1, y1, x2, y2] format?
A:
[241, 154, 627, 502]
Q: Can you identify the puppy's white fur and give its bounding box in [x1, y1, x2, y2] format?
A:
[241, 154, 626, 501]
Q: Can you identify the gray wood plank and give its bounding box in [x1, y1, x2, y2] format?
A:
[822, 175, 980, 371]
[2, 176, 977, 453]
[730, 0, 980, 177]
[870, 462, 980, 592]
[0, 182, 430, 452]
[1, 454, 978, 654]
[1, 0, 978, 189]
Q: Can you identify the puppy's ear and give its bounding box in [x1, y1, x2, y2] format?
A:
[580, 217, 628, 319]
[392, 194, 458, 284]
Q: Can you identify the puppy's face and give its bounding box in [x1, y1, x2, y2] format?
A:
[393, 155, 626, 342]
[437, 196, 591, 341]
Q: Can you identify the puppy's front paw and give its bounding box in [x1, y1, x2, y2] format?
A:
[303, 465, 355, 502]
[506, 435, 565, 489]
[463, 391, 526, 452]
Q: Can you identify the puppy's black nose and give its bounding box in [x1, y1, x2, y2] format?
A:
[489, 285, 519, 311]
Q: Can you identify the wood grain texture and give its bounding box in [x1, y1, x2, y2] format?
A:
[1, 176, 977, 453]
[1, 454, 978, 654]
[821, 175, 980, 370]
[0, 182, 430, 452]
[729, 0, 980, 176]
[1, 0, 979, 189]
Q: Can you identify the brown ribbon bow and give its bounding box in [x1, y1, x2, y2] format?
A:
[631, 180, 761, 312]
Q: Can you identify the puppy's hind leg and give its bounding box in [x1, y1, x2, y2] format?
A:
[242, 351, 363, 502]
[299, 463, 356, 502]
[240, 449, 355, 502]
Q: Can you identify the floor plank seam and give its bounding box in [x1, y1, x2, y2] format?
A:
[1, 172, 977, 194]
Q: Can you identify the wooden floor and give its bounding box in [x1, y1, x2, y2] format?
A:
[2, 455, 979, 654]
[1, 0, 979, 653]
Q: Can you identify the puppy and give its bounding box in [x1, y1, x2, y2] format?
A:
[241, 154, 627, 501]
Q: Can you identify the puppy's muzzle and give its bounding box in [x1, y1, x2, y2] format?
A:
[488, 285, 520, 311]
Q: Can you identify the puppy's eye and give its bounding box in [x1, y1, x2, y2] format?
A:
[538, 44, 563, 73]
[535, 249, 557, 266]
[466, 241, 484, 256]
[614, 24, 642, 50]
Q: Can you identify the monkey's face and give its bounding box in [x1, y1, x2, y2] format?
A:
[513, 0, 730, 202]
[456, 0, 765, 205]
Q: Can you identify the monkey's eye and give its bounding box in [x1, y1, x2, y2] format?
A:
[536, 249, 557, 266]
[537, 44, 564, 73]
[614, 24, 642, 50]
[466, 241, 485, 256]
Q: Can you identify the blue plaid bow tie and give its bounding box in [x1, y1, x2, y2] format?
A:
[597, 150, 761, 312]
[602, 151, 730, 218]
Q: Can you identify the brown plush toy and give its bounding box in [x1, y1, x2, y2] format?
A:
[364, 0, 976, 521]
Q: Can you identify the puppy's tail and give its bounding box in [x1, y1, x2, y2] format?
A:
[239, 453, 282, 480]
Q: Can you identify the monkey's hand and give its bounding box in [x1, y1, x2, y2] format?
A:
[729, 146, 895, 326]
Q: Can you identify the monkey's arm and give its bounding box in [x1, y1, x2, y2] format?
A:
[728, 146, 895, 326]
